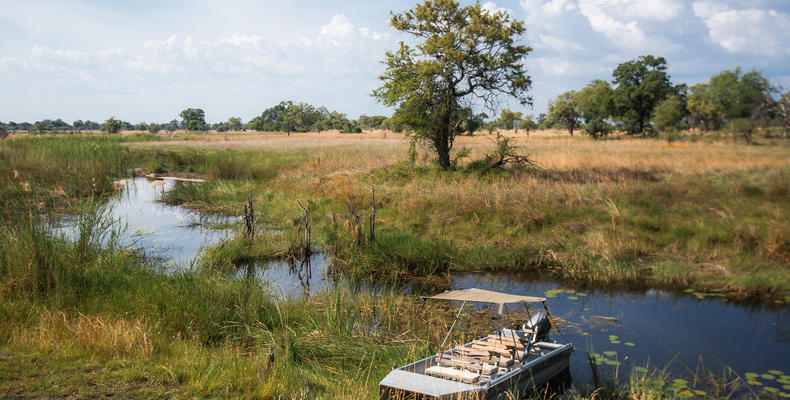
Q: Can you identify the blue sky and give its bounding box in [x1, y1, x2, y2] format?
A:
[1, 0, 789, 124]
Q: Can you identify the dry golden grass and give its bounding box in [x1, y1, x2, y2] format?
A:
[126, 129, 788, 177]
[13, 310, 152, 359]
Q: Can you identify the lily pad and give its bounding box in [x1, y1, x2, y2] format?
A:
[604, 359, 621, 366]
[567, 296, 579, 300]
[611, 340, 621, 344]
[693, 389, 706, 395]
[603, 351, 617, 357]
[747, 380, 762, 386]
[784, 385, 790, 390]
[625, 342, 636, 347]
[768, 370, 784, 376]
[765, 387, 779, 393]
[673, 379, 688, 386]
[745, 372, 759, 379]
[762, 374, 776, 380]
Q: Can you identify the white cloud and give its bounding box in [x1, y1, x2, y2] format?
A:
[577, 0, 684, 51]
[482, 2, 515, 18]
[542, 0, 577, 16]
[321, 14, 355, 39]
[693, 1, 790, 56]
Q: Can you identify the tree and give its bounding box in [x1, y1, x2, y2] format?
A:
[102, 117, 123, 134]
[651, 96, 686, 133]
[574, 80, 614, 139]
[775, 90, 790, 138]
[227, 117, 243, 132]
[179, 108, 207, 131]
[576, 80, 613, 124]
[709, 67, 769, 120]
[517, 114, 537, 133]
[373, 0, 532, 169]
[148, 123, 161, 134]
[687, 83, 723, 131]
[546, 90, 581, 136]
[612, 55, 672, 134]
[497, 108, 523, 132]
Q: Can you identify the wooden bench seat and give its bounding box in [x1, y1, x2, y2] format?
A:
[436, 356, 498, 374]
[470, 342, 513, 358]
[454, 346, 491, 357]
[425, 365, 481, 383]
[486, 335, 528, 349]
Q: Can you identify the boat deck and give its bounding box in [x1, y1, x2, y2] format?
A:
[407, 334, 556, 385]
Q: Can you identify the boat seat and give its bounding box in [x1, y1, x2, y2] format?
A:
[425, 365, 481, 383]
[454, 346, 491, 357]
[486, 335, 527, 349]
[436, 355, 498, 374]
[470, 342, 513, 358]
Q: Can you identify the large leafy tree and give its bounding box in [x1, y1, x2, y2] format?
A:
[546, 90, 581, 136]
[101, 117, 123, 134]
[497, 108, 523, 132]
[374, 0, 532, 169]
[575, 79, 614, 139]
[179, 108, 207, 131]
[612, 55, 671, 134]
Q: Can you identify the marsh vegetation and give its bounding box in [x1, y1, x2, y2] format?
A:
[1, 130, 787, 398]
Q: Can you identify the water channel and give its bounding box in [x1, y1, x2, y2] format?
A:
[54, 177, 790, 397]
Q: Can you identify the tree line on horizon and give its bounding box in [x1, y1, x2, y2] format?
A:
[2, 60, 787, 142]
[0, 102, 398, 136]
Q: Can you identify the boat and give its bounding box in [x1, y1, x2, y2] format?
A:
[379, 288, 573, 400]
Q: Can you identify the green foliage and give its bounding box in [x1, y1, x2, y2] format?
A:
[585, 118, 613, 139]
[687, 67, 770, 131]
[576, 79, 614, 125]
[517, 115, 537, 132]
[147, 123, 161, 134]
[547, 90, 581, 136]
[179, 108, 207, 131]
[374, 0, 532, 169]
[612, 55, 672, 134]
[101, 117, 123, 134]
[651, 95, 687, 133]
[227, 117, 243, 131]
[496, 108, 523, 131]
[248, 101, 351, 133]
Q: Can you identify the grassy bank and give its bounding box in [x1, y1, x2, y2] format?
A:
[124, 131, 790, 303]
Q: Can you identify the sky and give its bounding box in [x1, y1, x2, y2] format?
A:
[1, 0, 789, 124]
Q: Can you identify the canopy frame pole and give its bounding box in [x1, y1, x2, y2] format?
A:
[503, 304, 518, 360]
[439, 300, 466, 356]
[521, 301, 534, 360]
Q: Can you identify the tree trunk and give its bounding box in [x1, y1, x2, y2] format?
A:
[437, 144, 451, 169]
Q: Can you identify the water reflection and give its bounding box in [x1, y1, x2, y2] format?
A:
[51, 177, 238, 266]
[238, 253, 335, 298]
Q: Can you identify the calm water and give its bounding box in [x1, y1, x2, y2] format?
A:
[54, 177, 790, 395]
[451, 273, 790, 395]
[52, 177, 237, 266]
